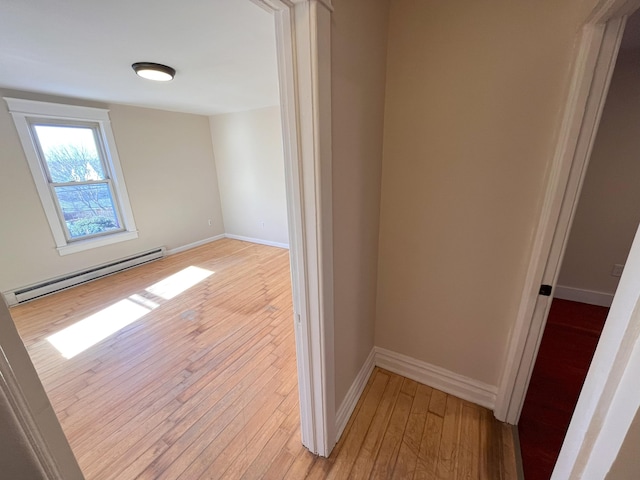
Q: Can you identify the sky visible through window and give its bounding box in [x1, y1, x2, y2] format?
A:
[35, 125, 99, 162]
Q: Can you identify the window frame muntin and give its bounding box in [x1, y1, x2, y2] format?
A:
[5, 98, 138, 255]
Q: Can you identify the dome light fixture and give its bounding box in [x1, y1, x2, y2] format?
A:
[132, 62, 176, 82]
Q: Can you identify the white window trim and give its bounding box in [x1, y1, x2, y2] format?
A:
[5, 98, 138, 255]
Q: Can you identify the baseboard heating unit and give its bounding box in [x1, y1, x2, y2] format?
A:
[3, 247, 166, 306]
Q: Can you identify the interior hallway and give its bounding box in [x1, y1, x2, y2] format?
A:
[11, 239, 516, 479]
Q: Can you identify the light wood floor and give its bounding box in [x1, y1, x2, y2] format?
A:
[10, 239, 516, 479]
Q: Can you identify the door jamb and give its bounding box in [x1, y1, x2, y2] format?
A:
[493, 0, 640, 476]
[253, 0, 336, 456]
[495, 13, 628, 425]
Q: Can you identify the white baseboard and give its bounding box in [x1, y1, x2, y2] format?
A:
[335, 348, 376, 442]
[167, 233, 289, 255]
[166, 234, 225, 255]
[374, 347, 497, 410]
[554, 285, 614, 307]
[335, 347, 499, 439]
[224, 234, 289, 249]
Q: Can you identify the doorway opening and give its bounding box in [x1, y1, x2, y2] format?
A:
[517, 16, 640, 475]
[0, 0, 335, 477]
[496, 0, 640, 477]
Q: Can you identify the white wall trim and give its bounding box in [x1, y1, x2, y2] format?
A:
[165, 234, 226, 255]
[374, 347, 498, 410]
[224, 234, 289, 249]
[4, 97, 109, 120]
[56, 231, 138, 256]
[335, 346, 504, 445]
[335, 348, 375, 442]
[554, 285, 614, 307]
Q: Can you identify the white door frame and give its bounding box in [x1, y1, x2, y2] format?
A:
[0, 299, 84, 479]
[494, 0, 640, 476]
[0, 1, 336, 478]
[252, 0, 336, 456]
[494, 9, 628, 425]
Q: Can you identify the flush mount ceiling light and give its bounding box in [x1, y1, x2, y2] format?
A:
[131, 62, 176, 82]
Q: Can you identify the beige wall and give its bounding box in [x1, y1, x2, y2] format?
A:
[558, 49, 640, 297]
[331, 0, 390, 405]
[606, 405, 640, 479]
[375, 0, 599, 386]
[209, 107, 288, 245]
[0, 91, 225, 294]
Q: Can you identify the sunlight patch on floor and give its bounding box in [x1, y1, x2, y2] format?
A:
[145, 266, 214, 300]
[47, 266, 214, 358]
[47, 299, 152, 359]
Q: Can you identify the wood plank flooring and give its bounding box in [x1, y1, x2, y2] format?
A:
[10, 239, 517, 479]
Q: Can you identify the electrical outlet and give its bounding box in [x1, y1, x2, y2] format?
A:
[611, 264, 624, 277]
[208, 219, 212, 227]
[261, 222, 265, 228]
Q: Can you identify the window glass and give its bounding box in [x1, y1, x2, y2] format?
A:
[33, 125, 106, 182]
[53, 184, 121, 238]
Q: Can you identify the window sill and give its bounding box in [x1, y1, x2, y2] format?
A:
[56, 230, 138, 256]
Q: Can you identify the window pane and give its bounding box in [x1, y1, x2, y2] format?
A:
[34, 125, 106, 182]
[53, 184, 121, 238]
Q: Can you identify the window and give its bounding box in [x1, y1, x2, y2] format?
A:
[6, 98, 137, 255]
[33, 122, 123, 240]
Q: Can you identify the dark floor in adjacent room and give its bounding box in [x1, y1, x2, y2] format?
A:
[518, 298, 609, 480]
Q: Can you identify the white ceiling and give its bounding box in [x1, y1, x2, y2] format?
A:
[0, 0, 280, 116]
